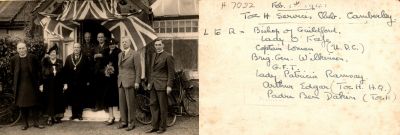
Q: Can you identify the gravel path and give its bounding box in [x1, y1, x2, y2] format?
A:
[0, 116, 198, 135]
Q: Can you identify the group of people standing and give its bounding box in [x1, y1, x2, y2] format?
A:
[10, 32, 175, 134]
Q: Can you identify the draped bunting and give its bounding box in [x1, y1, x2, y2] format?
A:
[101, 16, 158, 50]
[39, 0, 157, 50]
[101, 15, 157, 78]
[39, 15, 79, 39]
[58, 0, 120, 21]
[38, 0, 158, 79]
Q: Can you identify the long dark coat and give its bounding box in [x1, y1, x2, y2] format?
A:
[93, 43, 109, 75]
[93, 43, 109, 109]
[41, 57, 65, 115]
[10, 53, 42, 107]
[81, 42, 96, 107]
[63, 53, 90, 106]
[102, 47, 121, 107]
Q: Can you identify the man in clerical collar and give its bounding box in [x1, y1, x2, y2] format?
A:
[145, 39, 175, 134]
[63, 43, 90, 120]
[10, 42, 45, 130]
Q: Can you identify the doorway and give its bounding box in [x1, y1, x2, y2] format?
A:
[79, 20, 112, 44]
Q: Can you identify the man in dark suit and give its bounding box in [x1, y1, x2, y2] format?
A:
[146, 39, 175, 134]
[81, 32, 96, 109]
[10, 42, 45, 130]
[63, 43, 90, 120]
[82, 32, 96, 63]
[93, 32, 109, 111]
[117, 37, 141, 131]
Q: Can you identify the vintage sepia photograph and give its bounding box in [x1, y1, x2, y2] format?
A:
[0, 0, 199, 135]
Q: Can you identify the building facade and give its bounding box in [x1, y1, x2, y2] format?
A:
[151, 0, 199, 79]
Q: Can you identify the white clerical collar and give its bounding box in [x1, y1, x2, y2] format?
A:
[19, 54, 27, 58]
[156, 50, 164, 54]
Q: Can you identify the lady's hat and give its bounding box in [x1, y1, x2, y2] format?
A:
[109, 38, 119, 45]
[47, 44, 58, 54]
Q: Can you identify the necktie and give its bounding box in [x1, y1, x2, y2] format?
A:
[155, 53, 160, 60]
[122, 51, 125, 59]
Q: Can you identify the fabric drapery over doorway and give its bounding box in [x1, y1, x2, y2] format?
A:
[58, 0, 120, 21]
[39, 0, 157, 51]
[38, 0, 158, 80]
[39, 15, 80, 39]
[101, 16, 157, 51]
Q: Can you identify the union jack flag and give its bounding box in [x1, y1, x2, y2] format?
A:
[58, 0, 120, 21]
[39, 15, 79, 39]
[101, 15, 158, 50]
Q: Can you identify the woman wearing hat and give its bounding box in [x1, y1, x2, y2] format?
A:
[103, 38, 122, 125]
[41, 44, 66, 125]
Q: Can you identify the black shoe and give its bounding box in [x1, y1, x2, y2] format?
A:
[92, 108, 101, 112]
[117, 124, 127, 129]
[104, 117, 115, 125]
[21, 125, 29, 130]
[77, 116, 83, 120]
[125, 125, 135, 131]
[69, 116, 76, 120]
[54, 118, 61, 123]
[33, 124, 45, 129]
[47, 119, 53, 126]
[156, 128, 166, 134]
[145, 128, 159, 133]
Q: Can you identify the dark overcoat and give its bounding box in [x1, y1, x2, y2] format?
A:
[10, 53, 42, 105]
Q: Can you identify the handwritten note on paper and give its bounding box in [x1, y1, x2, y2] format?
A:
[200, 0, 400, 134]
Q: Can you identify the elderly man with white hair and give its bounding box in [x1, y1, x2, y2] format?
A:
[10, 42, 45, 130]
[63, 43, 91, 121]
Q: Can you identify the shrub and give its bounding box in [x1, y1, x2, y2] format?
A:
[0, 35, 46, 93]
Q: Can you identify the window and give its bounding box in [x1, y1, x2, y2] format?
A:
[173, 21, 179, 33]
[179, 20, 185, 32]
[166, 21, 172, 33]
[159, 21, 165, 33]
[192, 21, 198, 32]
[154, 39, 198, 70]
[151, 19, 199, 70]
[153, 21, 160, 33]
[185, 21, 192, 32]
[153, 19, 198, 34]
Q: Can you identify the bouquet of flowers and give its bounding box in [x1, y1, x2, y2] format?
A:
[105, 63, 115, 77]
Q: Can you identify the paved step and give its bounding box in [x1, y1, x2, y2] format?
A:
[60, 81, 199, 122]
[62, 107, 121, 122]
